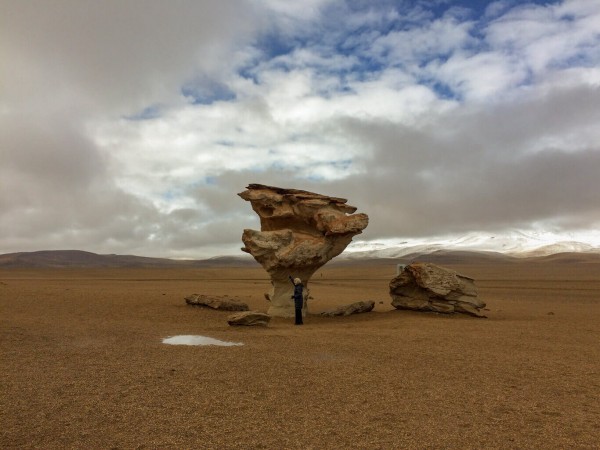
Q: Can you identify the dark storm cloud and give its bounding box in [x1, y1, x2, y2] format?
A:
[1, 0, 257, 112]
[321, 81, 600, 239]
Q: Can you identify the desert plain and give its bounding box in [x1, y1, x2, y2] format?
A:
[1, 256, 600, 449]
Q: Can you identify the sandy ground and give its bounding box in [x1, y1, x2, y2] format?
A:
[1, 261, 599, 449]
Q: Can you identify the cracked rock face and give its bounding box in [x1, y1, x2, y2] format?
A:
[185, 294, 249, 311]
[227, 311, 271, 327]
[239, 184, 369, 317]
[320, 300, 375, 317]
[389, 262, 486, 317]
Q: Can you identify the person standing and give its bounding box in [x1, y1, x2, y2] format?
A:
[289, 275, 304, 325]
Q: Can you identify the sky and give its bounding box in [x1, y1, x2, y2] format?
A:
[2, 0, 600, 258]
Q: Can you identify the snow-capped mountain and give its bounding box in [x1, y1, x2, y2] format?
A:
[343, 230, 600, 259]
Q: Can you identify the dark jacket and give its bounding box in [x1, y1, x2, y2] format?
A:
[289, 276, 304, 308]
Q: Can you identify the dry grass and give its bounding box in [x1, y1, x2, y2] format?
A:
[1, 261, 599, 449]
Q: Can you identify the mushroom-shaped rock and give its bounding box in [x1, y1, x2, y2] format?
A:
[389, 262, 486, 317]
[239, 184, 368, 317]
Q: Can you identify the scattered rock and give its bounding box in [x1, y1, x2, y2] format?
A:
[321, 300, 375, 317]
[227, 311, 271, 327]
[239, 184, 368, 317]
[389, 262, 486, 317]
[547, 312, 555, 315]
[185, 294, 249, 311]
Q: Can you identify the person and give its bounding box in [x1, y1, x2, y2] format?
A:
[288, 275, 304, 325]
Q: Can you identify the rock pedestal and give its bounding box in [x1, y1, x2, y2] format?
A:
[389, 262, 486, 317]
[239, 184, 368, 317]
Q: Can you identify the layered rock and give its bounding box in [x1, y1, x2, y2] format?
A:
[185, 294, 249, 311]
[239, 184, 368, 317]
[320, 300, 375, 317]
[389, 262, 486, 317]
[227, 311, 271, 327]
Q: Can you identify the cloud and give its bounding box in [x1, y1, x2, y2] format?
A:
[0, 0, 260, 256]
[1, 0, 258, 113]
[2, 0, 600, 257]
[323, 78, 600, 238]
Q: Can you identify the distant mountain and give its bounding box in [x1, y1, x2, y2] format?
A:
[2, 245, 600, 269]
[527, 252, 600, 264]
[329, 250, 518, 266]
[400, 250, 517, 265]
[344, 231, 600, 259]
[0, 250, 257, 268]
[518, 241, 599, 257]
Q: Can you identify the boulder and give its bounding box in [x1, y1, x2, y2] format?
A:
[185, 294, 249, 311]
[389, 262, 486, 317]
[227, 311, 271, 327]
[239, 184, 368, 317]
[321, 300, 376, 317]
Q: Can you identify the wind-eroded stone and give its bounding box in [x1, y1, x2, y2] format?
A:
[185, 294, 249, 311]
[227, 311, 271, 327]
[389, 262, 486, 317]
[321, 300, 376, 317]
[239, 184, 368, 317]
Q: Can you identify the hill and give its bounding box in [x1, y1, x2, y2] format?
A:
[2, 249, 599, 269]
[0, 250, 257, 268]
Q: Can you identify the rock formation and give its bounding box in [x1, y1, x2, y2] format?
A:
[389, 262, 486, 317]
[227, 311, 271, 327]
[185, 294, 249, 311]
[239, 184, 368, 317]
[320, 300, 375, 317]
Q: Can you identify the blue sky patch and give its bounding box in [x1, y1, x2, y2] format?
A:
[181, 78, 236, 105]
[124, 104, 162, 121]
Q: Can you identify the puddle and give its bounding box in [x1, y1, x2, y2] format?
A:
[162, 335, 243, 347]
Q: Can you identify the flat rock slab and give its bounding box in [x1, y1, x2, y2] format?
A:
[185, 294, 249, 311]
[321, 300, 375, 317]
[228, 311, 271, 327]
[390, 262, 486, 317]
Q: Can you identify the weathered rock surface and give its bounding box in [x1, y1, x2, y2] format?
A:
[227, 311, 271, 327]
[389, 262, 486, 317]
[320, 300, 376, 317]
[185, 294, 249, 311]
[239, 184, 368, 317]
